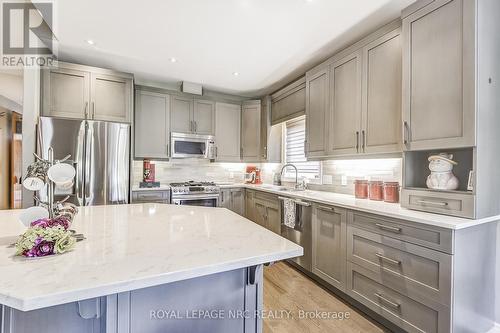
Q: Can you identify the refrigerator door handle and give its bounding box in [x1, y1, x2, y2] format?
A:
[84, 124, 93, 204]
[75, 122, 86, 205]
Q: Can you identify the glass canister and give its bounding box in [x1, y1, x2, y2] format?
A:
[354, 180, 368, 199]
[383, 182, 400, 203]
[368, 181, 384, 201]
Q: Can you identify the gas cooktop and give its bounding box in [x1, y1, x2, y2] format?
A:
[169, 181, 217, 187]
[169, 181, 219, 195]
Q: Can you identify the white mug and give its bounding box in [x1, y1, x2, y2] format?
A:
[47, 163, 76, 186]
[19, 206, 49, 228]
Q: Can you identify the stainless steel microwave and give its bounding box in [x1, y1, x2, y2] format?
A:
[170, 132, 216, 159]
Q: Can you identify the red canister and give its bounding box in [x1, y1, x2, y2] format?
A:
[354, 180, 368, 199]
[383, 182, 400, 203]
[368, 181, 384, 201]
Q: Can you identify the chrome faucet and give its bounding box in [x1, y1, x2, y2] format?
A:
[279, 163, 302, 189]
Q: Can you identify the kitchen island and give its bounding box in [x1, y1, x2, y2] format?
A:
[0, 204, 302, 333]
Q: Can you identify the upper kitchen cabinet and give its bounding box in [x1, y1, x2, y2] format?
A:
[241, 100, 261, 162]
[215, 102, 241, 162]
[170, 96, 193, 133]
[134, 90, 170, 159]
[361, 28, 402, 154]
[305, 21, 402, 158]
[327, 51, 362, 156]
[271, 77, 306, 125]
[261, 96, 282, 163]
[305, 67, 329, 159]
[402, 0, 475, 150]
[41, 61, 133, 123]
[170, 96, 215, 135]
[193, 99, 215, 134]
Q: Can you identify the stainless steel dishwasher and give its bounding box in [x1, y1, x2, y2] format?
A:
[279, 196, 312, 272]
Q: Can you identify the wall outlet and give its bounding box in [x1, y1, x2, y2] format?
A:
[341, 174, 347, 186]
[322, 175, 333, 185]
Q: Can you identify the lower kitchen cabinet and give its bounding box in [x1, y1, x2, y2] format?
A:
[245, 190, 256, 222]
[245, 189, 280, 234]
[311, 204, 347, 291]
[220, 188, 245, 216]
[131, 190, 170, 204]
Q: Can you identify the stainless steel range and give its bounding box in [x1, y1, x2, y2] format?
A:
[170, 181, 220, 207]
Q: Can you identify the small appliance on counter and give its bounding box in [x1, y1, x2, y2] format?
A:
[245, 166, 262, 184]
[140, 159, 160, 188]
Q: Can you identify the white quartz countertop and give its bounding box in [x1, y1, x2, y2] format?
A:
[0, 204, 302, 311]
[131, 185, 170, 191]
[220, 183, 500, 230]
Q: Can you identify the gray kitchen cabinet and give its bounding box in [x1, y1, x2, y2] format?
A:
[266, 205, 281, 235]
[42, 67, 90, 119]
[131, 190, 170, 204]
[254, 200, 268, 228]
[246, 190, 280, 234]
[90, 73, 133, 123]
[215, 102, 241, 162]
[241, 100, 261, 161]
[327, 51, 362, 156]
[402, 0, 476, 150]
[305, 68, 329, 158]
[361, 28, 402, 154]
[193, 99, 215, 134]
[220, 188, 245, 216]
[134, 90, 170, 159]
[170, 95, 193, 133]
[312, 204, 347, 291]
[260, 96, 282, 163]
[245, 190, 256, 222]
[41, 62, 133, 122]
[271, 77, 306, 125]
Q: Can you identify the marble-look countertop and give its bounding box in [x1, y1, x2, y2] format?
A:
[218, 183, 500, 230]
[0, 204, 302, 311]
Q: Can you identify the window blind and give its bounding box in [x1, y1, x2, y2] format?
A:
[285, 117, 320, 179]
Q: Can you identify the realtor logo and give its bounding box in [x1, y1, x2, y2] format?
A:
[1, 1, 56, 68]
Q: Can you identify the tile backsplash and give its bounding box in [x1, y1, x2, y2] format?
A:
[132, 158, 402, 196]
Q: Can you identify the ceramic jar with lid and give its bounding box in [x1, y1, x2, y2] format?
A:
[354, 180, 369, 199]
[368, 181, 384, 201]
[383, 182, 400, 203]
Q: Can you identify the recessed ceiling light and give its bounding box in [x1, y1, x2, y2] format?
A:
[232, 72, 240, 76]
[85, 39, 95, 45]
[169, 57, 177, 63]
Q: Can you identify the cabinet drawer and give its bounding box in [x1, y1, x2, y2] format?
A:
[254, 191, 279, 208]
[349, 211, 453, 254]
[347, 226, 451, 305]
[402, 189, 475, 219]
[347, 262, 450, 333]
[132, 191, 170, 203]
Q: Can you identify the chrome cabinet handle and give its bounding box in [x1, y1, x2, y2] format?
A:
[190, 121, 193, 132]
[374, 293, 400, 309]
[194, 121, 197, 132]
[166, 143, 169, 156]
[84, 102, 89, 119]
[403, 121, 410, 147]
[295, 200, 311, 207]
[375, 253, 401, 266]
[215, 146, 218, 158]
[91, 102, 95, 119]
[356, 131, 360, 153]
[362, 130, 366, 152]
[375, 223, 401, 233]
[317, 205, 335, 212]
[417, 200, 449, 207]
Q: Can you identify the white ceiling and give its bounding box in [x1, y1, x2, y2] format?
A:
[51, 0, 415, 96]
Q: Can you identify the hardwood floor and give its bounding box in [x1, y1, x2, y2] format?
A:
[263, 262, 387, 333]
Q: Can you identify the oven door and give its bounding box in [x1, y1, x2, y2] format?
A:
[171, 194, 219, 207]
[171, 133, 212, 158]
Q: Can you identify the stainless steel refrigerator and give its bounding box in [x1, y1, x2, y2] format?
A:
[37, 116, 130, 206]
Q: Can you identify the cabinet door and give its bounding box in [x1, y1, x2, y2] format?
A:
[266, 205, 281, 235]
[254, 201, 268, 228]
[402, 0, 475, 150]
[231, 189, 245, 216]
[305, 68, 328, 158]
[193, 100, 215, 134]
[312, 205, 347, 291]
[42, 68, 90, 119]
[171, 96, 193, 133]
[362, 29, 402, 154]
[241, 101, 261, 161]
[220, 189, 232, 209]
[134, 91, 170, 159]
[91, 73, 132, 122]
[245, 190, 256, 222]
[215, 103, 241, 162]
[328, 51, 362, 156]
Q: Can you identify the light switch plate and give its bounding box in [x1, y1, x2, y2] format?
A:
[341, 175, 347, 186]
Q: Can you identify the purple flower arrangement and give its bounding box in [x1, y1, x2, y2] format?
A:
[15, 216, 76, 258]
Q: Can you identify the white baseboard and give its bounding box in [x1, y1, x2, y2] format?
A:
[487, 323, 500, 333]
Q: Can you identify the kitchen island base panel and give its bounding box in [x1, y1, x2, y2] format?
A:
[1, 265, 263, 333]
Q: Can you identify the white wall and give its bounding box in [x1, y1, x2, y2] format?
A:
[0, 71, 23, 107]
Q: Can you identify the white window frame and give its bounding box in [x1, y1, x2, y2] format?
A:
[282, 116, 322, 184]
